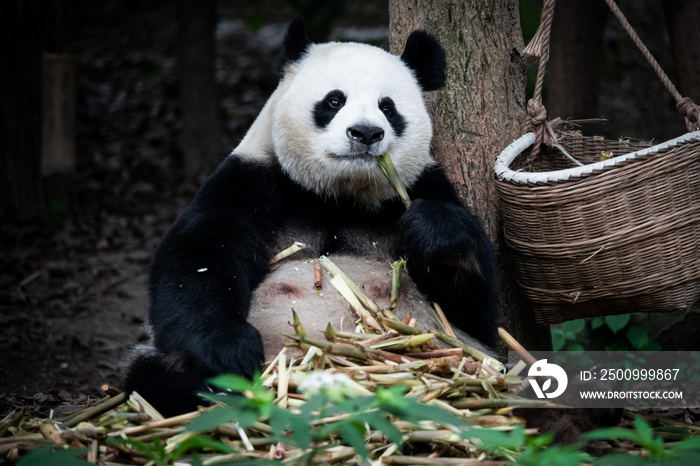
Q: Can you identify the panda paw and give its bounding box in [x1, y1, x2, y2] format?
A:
[399, 198, 492, 276]
[126, 323, 265, 417]
[186, 322, 266, 379]
[398, 199, 499, 346]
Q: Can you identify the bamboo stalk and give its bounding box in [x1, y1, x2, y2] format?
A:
[498, 327, 537, 366]
[382, 318, 423, 336]
[0, 410, 24, 438]
[116, 410, 201, 436]
[276, 352, 289, 409]
[128, 391, 165, 421]
[100, 383, 122, 397]
[313, 259, 322, 290]
[329, 275, 383, 331]
[432, 303, 457, 338]
[433, 332, 505, 372]
[61, 393, 126, 428]
[403, 348, 464, 360]
[87, 439, 98, 464]
[378, 153, 412, 209]
[320, 255, 382, 314]
[293, 335, 369, 362]
[291, 309, 307, 337]
[390, 259, 406, 309]
[269, 241, 306, 264]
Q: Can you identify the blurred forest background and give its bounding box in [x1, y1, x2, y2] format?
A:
[1, 0, 699, 413]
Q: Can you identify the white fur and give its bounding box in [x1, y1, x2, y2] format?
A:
[233, 41, 436, 209]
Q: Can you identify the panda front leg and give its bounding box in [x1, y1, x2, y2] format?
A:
[124, 157, 281, 416]
[125, 231, 270, 416]
[398, 198, 499, 348]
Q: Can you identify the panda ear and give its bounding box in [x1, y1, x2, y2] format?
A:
[400, 31, 446, 91]
[275, 17, 312, 76]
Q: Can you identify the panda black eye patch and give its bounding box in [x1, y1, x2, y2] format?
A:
[313, 90, 346, 128]
[379, 97, 406, 137]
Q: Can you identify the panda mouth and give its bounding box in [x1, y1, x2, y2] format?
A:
[328, 151, 380, 161]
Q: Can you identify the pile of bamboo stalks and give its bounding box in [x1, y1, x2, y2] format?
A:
[0, 254, 534, 465]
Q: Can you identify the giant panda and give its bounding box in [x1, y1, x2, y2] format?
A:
[124, 18, 499, 417]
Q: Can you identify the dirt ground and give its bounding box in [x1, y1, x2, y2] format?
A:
[1, 1, 696, 417]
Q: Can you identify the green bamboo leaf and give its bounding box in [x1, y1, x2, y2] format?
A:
[289, 414, 312, 451]
[591, 454, 650, 466]
[584, 427, 645, 442]
[461, 427, 523, 450]
[336, 421, 369, 458]
[632, 416, 654, 446]
[386, 401, 466, 428]
[207, 373, 255, 392]
[670, 436, 700, 453]
[362, 411, 404, 445]
[185, 407, 258, 432]
[171, 435, 237, 461]
[17, 447, 91, 466]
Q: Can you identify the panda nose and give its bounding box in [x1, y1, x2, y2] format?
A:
[347, 125, 384, 145]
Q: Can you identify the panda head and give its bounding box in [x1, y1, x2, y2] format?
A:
[239, 19, 446, 209]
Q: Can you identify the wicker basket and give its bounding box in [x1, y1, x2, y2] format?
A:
[494, 129, 700, 324]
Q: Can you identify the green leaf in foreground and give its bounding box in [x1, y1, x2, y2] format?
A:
[605, 314, 631, 334]
[170, 435, 238, 461]
[16, 447, 91, 466]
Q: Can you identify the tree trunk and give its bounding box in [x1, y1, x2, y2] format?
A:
[179, 0, 222, 181]
[389, 0, 552, 351]
[0, 0, 43, 217]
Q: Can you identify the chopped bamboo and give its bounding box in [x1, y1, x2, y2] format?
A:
[313, 259, 322, 289]
[320, 255, 382, 314]
[269, 241, 306, 264]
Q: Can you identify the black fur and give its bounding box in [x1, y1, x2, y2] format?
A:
[275, 17, 312, 75]
[400, 30, 447, 91]
[123, 347, 207, 418]
[313, 90, 346, 128]
[379, 97, 406, 137]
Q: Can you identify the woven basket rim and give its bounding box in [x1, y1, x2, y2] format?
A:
[495, 130, 700, 185]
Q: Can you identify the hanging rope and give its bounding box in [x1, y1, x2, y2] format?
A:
[522, 0, 557, 162]
[602, 0, 700, 132]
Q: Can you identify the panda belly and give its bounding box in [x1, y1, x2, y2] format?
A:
[248, 255, 491, 363]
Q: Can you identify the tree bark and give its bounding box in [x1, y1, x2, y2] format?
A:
[179, 0, 223, 181]
[389, 0, 552, 351]
[0, 0, 43, 217]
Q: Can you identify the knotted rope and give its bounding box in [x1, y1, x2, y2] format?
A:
[521, 0, 557, 162]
